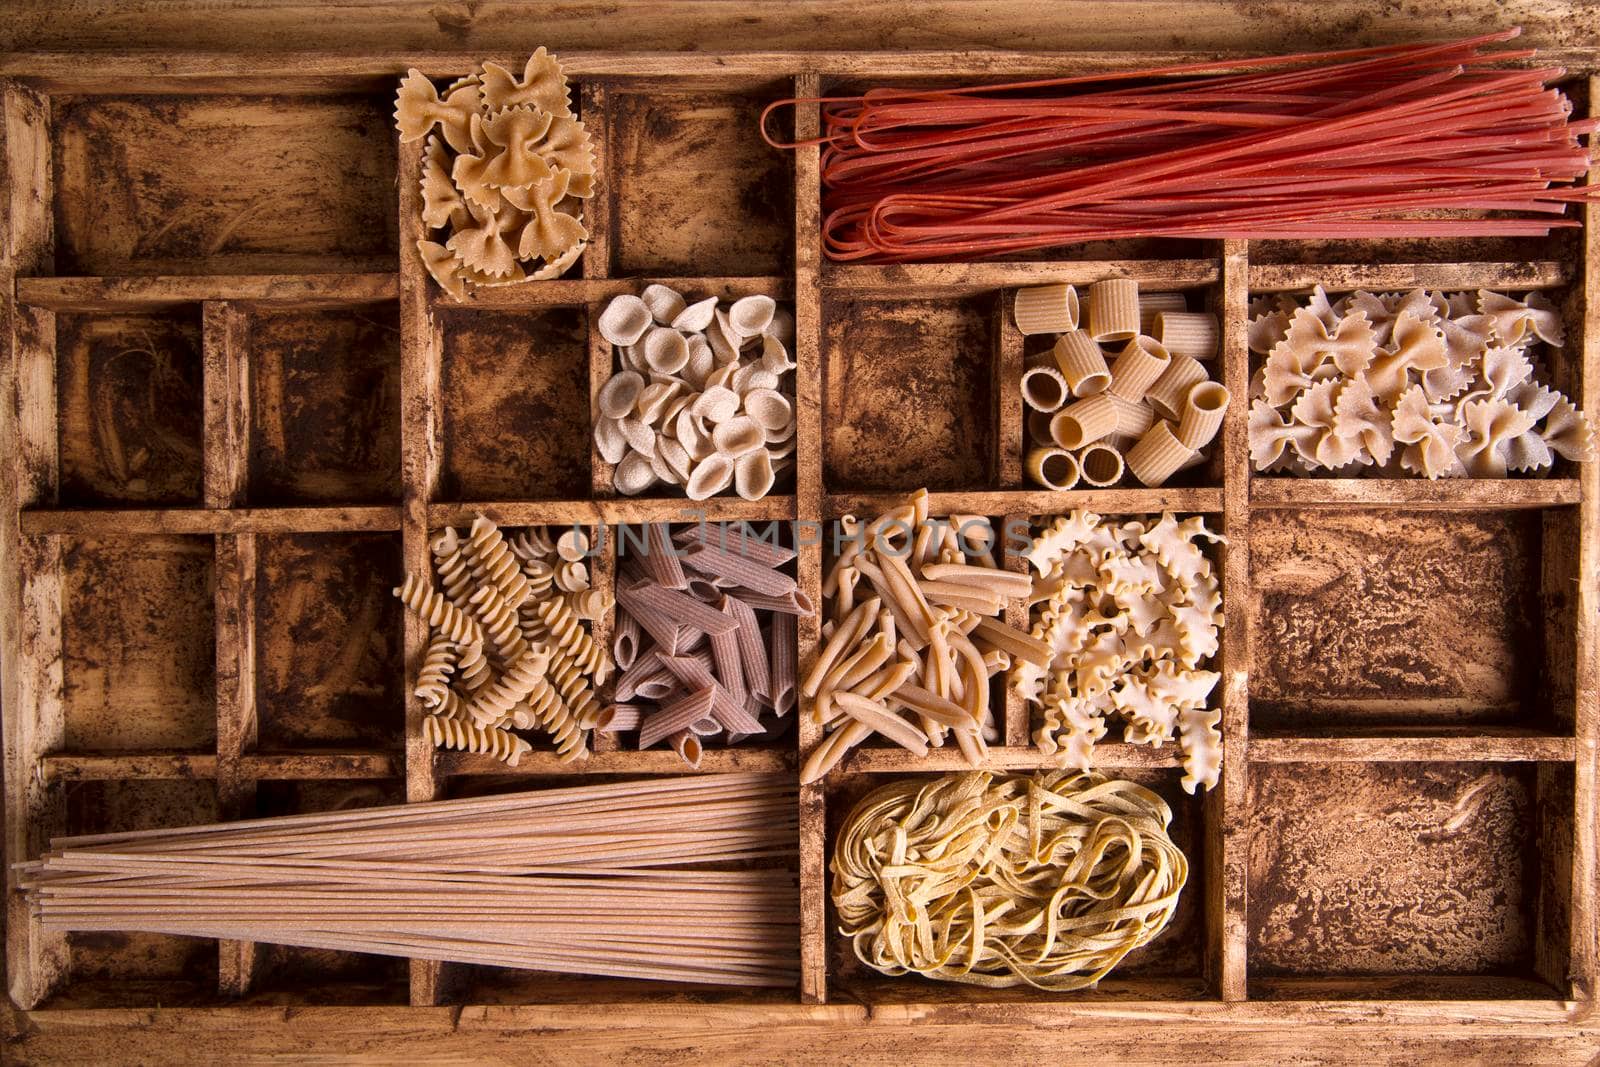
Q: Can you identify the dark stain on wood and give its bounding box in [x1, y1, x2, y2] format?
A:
[56, 309, 204, 506]
[439, 308, 590, 501]
[247, 304, 402, 505]
[1251, 509, 1544, 730]
[61, 535, 217, 751]
[1248, 762, 1538, 978]
[823, 298, 994, 492]
[254, 532, 403, 750]
[611, 91, 792, 276]
[52, 94, 397, 275]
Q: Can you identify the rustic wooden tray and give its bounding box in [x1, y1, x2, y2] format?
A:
[0, 50, 1594, 1036]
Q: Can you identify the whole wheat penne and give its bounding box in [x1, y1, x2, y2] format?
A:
[668, 730, 703, 769]
[640, 686, 720, 749]
[834, 694, 930, 756]
[919, 563, 1032, 598]
[611, 610, 642, 671]
[619, 583, 739, 637]
[634, 671, 679, 701]
[718, 596, 769, 701]
[971, 615, 1054, 667]
[600, 704, 643, 732]
[687, 716, 722, 737]
[709, 628, 746, 705]
[708, 688, 764, 734]
[799, 720, 870, 784]
[674, 523, 796, 567]
[802, 598, 878, 698]
[732, 590, 815, 616]
[768, 612, 797, 716]
[641, 523, 688, 590]
[614, 649, 664, 701]
[680, 543, 796, 597]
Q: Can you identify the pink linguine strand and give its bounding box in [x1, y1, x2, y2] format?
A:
[760, 29, 1600, 261]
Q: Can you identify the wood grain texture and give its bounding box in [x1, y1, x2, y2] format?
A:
[437, 307, 590, 501]
[201, 301, 248, 508]
[1248, 762, 1542, 979]
[245, 305, 401, 506]
[823, 296, 995, 493]
[826, 260, 1221, 298]
[21, 505, 402, 535]
[58, 308, 203, 506]
[212, 530, 258, 996]
[7, 1, 1599, 55]
[1251, 509, 1547, 730]
[51, 95, 396, 275]
[18, 273, 398, 311]
[610, 87, 792, 277]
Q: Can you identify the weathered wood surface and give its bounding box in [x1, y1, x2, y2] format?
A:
[1, 0, 1598, 1058]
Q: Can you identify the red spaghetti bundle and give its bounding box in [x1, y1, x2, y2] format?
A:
[760, 30, 1600, 262]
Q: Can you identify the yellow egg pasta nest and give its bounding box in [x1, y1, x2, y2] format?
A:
[1012, 510, 1224, 793]
[1248, 286, 1594, 478]
[396, 48, 596, 300]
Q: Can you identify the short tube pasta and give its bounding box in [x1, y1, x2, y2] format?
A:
[1077, 443, 1125, 486]
[1020, 351, 1070, 413]
[1144, 351, 1211, 421]
[1126, 420, 1197, 487]
[1025, 447, 1080, 490]
[1050, 330, 1112, 397]
[1107, 335, 1172, 402]
[1012, 283, 1079, 335]
[1049, 394, 1119, 450]
[1176, 382, 1231, 449]
[1153, 311, 1219, 361]
[1086, 279, 1139, 342]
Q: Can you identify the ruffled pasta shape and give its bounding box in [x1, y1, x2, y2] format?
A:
[400, 49, 593, 299]
[1248, 287, 1591, 479]
[1012, 510, 1225, 792]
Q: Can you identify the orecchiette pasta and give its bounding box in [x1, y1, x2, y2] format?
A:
[593, 287, 794, 501]
[1248, 286, 1594, 478]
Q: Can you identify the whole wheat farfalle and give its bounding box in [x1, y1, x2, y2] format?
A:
[397, 47, 595, 300]
[1248, 286, 1595, 478]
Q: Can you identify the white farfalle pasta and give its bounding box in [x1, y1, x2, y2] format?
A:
[1023, 282, 1226, 489]
[1012, 510, 1225, 793]
[1248, 286, 1594, 478]
[594, 287, 794, 500]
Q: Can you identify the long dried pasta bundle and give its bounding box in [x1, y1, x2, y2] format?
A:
[23, 774, 800, 988]
[832, 771, 1186, 990]
[762, 31, 1600, 260]
[395, 514, 614, 766]
[802, 490, 1048, 783]
[595, 287, 796, 501]
[612, 522, 812, 764]
[397, 48, 596, 299]
[1014, 510, 1224, 793]
[1249, 286, 1594, 478]
[1019, 281, 1226, 488]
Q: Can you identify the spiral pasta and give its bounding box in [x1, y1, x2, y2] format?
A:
[393, 574, 482, 644]
[832, 770, 1187, 990]
[535, 596, 608, 682]
[465, 645, 553, 725]
[413, 634, 459, 707]
[423, 713, 532, 767]
[466, 583, 529, 663]
[520, 678, 588, 762]
[465, 515, 531, 607]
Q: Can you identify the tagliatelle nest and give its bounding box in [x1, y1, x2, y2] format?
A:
[396, 48, 596, 300]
